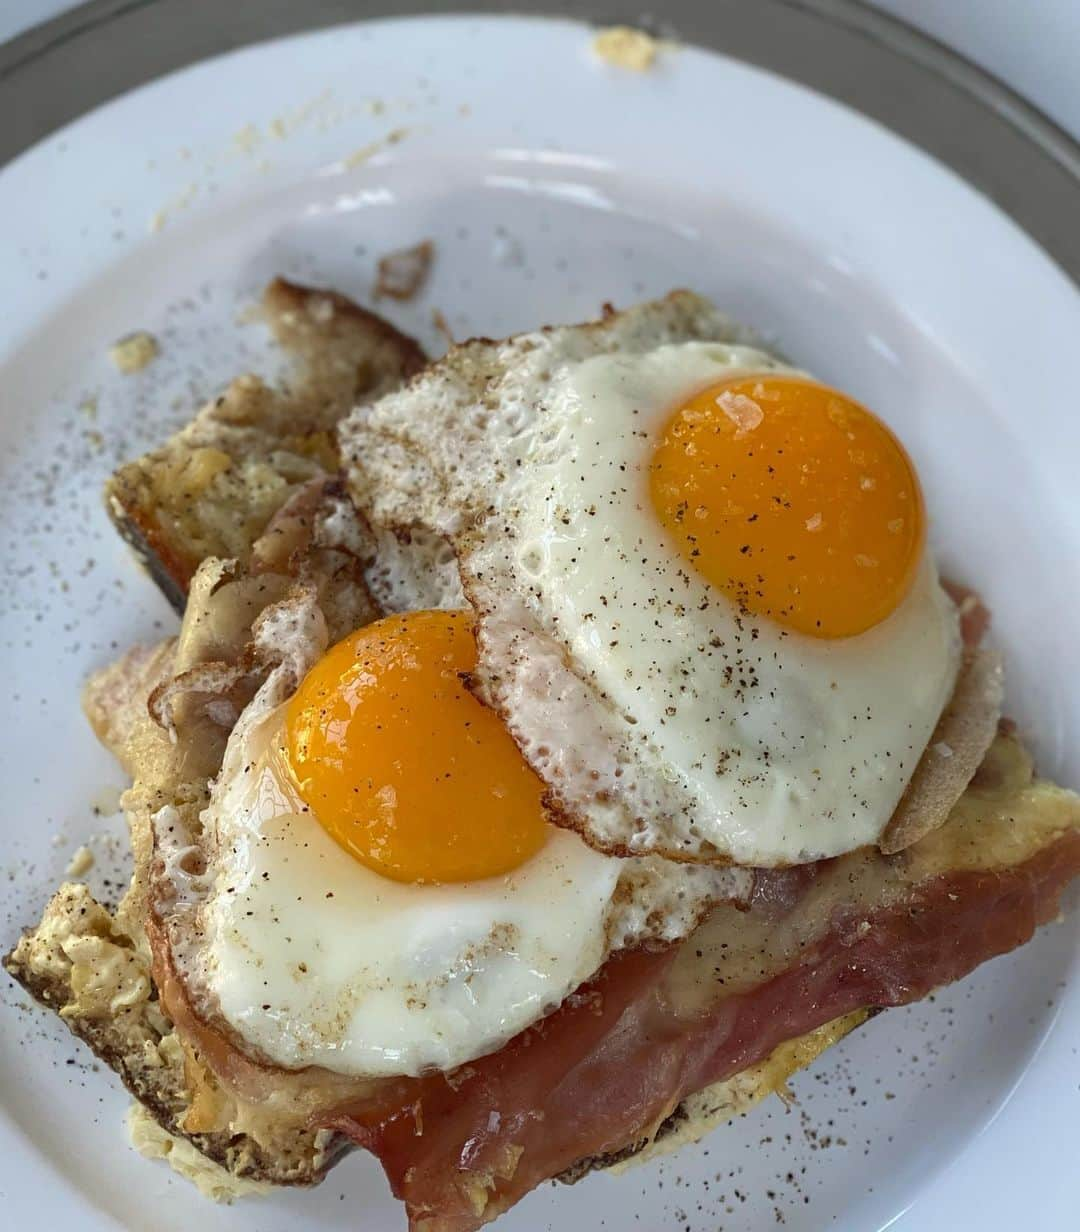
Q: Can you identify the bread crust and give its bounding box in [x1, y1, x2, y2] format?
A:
[107, 279, 425, 610]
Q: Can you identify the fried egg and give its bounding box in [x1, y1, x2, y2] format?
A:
[160, 597, 745, 1078]
[342, 293, 962, 867]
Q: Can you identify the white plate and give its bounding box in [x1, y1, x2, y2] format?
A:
[1, 14, 1077, 1231]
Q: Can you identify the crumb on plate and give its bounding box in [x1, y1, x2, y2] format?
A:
[375, 240, 435, 301]
[66, 845, 94, 877]
[432, 307, 454, 345]
[592, 26, 659, 71]
[109, 331, 159, 374]
[342, 126, 410, 170]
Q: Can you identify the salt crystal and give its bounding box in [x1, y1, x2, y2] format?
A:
[715, 390, 764, 438]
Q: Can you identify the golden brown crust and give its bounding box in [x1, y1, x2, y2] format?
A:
[82, 641, 177, 779]
[107, 279, 425, 611]
[261, 277, 427, 380]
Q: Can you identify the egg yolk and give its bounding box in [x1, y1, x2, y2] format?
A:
[649, 375, 925, 638]
[283, 609, 549, 885]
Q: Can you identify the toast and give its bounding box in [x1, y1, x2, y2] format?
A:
[106, 279, 425, 611]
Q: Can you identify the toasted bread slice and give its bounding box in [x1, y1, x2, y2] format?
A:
[10, 724, 1074, 1200]
[106, 279, 425, 610]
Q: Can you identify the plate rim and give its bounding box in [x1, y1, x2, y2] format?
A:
[2, 0, 1079, 284]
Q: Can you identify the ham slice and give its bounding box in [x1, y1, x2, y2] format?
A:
[317, 748, 1080, 1231]
[139, 569, 1078, 1231]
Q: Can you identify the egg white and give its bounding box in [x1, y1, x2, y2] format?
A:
[199, 709, 620, 1076]
[343, 294, 962, 866]
[164, 617, 747, 1078]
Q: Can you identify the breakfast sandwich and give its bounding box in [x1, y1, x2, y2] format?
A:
[6, 286, 1080, 1232]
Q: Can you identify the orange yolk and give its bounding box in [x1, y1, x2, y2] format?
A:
[649, 375, 925, 638]
[283, 609, 549, 885]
